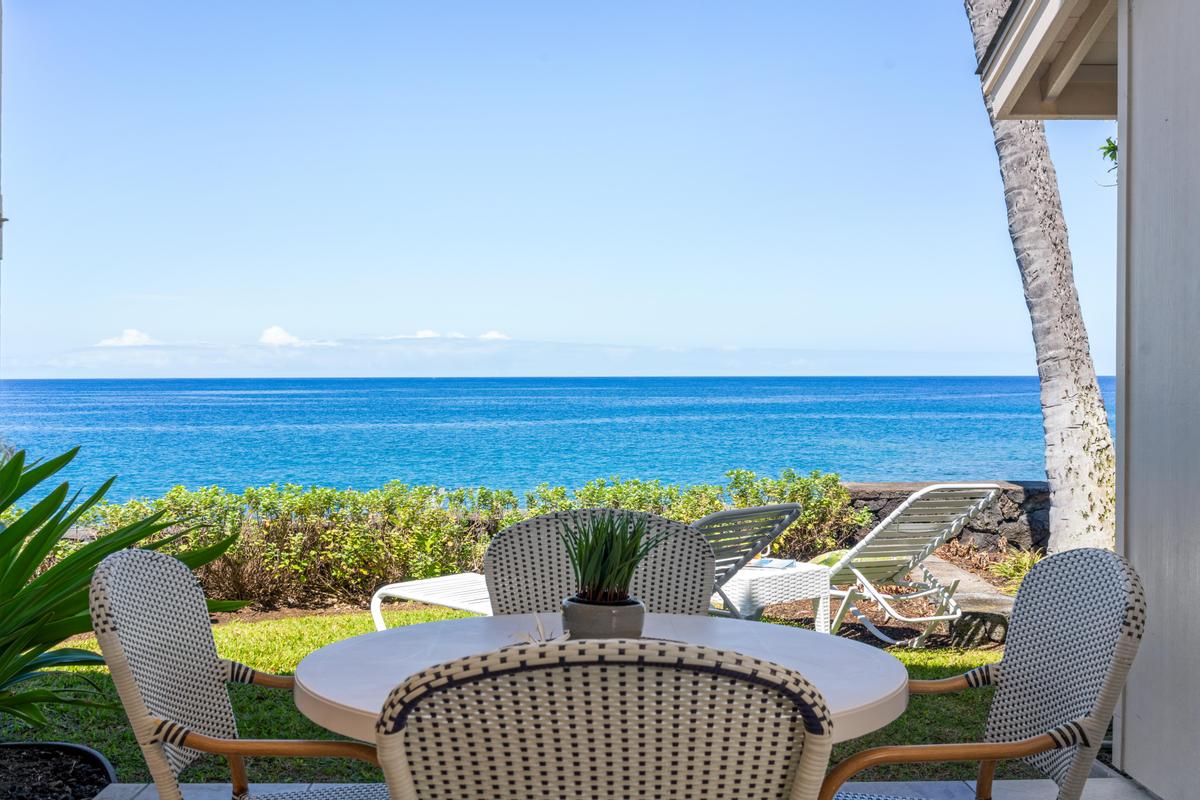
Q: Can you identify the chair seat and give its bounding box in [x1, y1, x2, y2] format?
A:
[258, 784, 387, 800]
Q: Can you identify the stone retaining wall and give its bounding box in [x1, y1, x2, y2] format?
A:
[844, 480, 1050, 551]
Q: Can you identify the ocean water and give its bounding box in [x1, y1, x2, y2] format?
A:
[0, 376, 1116, 501]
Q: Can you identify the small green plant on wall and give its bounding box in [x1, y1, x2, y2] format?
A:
[989, 548, 1044, 595]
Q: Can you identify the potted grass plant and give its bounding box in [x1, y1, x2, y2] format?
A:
[559, 510, 666, 639]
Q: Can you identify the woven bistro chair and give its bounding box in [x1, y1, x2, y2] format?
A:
[483, 509, 716, 614]
[375, 638, 836, 800]
[821, 548, 1147, 800]
[89, 549, 384, 800]
[370, 509, 717, 627]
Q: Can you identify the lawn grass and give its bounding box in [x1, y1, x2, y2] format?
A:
[3, 608, 1034, 784]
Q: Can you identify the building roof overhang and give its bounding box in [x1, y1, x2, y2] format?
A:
[978, 0, 1117, 120]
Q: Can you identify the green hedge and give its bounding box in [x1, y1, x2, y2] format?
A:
[82, 469, 872, 607]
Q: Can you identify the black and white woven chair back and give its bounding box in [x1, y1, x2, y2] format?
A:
[90, 549, 238, 800]
[375, 639, 835, 800]
[483, 510, 716, 615]
[986, 548, 1146, 799]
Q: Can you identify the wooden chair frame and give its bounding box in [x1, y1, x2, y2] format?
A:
[91, 549, 384, 800]
[817, 674, 1090, 800]
[151, 659, 379, 798]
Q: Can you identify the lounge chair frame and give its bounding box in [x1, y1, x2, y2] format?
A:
[690, 503, 803, 615]
[827, 483, 1001, 647]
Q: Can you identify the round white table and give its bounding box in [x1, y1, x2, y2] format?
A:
[295, 613, 909, 744]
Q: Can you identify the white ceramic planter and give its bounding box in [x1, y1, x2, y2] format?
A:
[561, 596, 645, 639]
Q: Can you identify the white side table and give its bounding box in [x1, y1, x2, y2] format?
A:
[712, 562, 831, 632]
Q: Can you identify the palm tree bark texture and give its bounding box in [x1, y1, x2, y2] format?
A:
[965, 0, 1115, 551]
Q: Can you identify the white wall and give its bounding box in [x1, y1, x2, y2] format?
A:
[1116, 1, 1200, 797]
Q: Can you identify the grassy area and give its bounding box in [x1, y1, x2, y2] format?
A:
[3, 608, 1034, 784]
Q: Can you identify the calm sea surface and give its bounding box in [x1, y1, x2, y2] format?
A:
[0, 377, 1116, 501]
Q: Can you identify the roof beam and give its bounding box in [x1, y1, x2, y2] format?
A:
[1041, 0, 1116, 101]
[982, 0, 1091, 119]
[1009, 67, 1117, 118]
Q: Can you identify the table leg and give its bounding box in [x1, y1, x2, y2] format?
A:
[815, 590, 831, 634]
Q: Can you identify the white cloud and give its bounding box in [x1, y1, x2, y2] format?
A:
[479, 330, 510, 341]
[446, 331, 467, 339]
[97, 328, 158, 347]
[256, 326, 338, 348]
[259, 325, 303, 347]
[376, 330, 447, 341]
[24, 334, 1040, 378]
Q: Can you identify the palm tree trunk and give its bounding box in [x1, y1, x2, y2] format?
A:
[965, 0, 1115, 551]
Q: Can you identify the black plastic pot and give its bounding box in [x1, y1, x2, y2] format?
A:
[0, 741, 116, 800]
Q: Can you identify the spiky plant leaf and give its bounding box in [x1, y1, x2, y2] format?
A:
[560, 510, 667, 604]
[0, 448, 241, 726]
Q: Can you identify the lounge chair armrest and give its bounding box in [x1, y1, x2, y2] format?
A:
[817, 718, 1093, 800]
[909, 664, 997, 694]
[221, 658, 294, 689]
[147, 717, 378, 765]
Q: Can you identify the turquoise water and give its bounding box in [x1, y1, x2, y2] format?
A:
[0, 377, 1116, 501]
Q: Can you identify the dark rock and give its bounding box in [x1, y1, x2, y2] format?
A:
[950, 612, 1009, 646]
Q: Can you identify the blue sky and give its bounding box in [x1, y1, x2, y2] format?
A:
[0, 2, 1117, 378]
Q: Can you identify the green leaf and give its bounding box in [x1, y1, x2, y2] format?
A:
[174, 532, 239, 570]
[207, 599, 250, 613]
[0, 451, 28, 509]
[0, 448, 239, 727]
[0, 448, 79, 515]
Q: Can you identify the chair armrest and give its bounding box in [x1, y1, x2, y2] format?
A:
[148, 718, 378, 765]
[817, 718, 1092, 800]
[909, 663, 997, 694]
[221, 658, 295, 689]
[908, 675, 970, 694]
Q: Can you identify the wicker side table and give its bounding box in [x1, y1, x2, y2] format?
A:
[712, 562, 831, 632]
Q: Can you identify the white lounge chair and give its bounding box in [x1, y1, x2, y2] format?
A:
[370, 508, 715, 629]
[827, 483, 1001, 647]
[691, 503, 832, 620]
[370, 504, 802, 630]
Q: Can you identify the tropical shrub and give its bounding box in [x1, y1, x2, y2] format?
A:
[724, 469, 873, 557]
[83, 469, 869, 607]
[0, 449, 239, 726]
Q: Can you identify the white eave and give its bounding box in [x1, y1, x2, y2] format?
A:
[978, 0, 1117, 120]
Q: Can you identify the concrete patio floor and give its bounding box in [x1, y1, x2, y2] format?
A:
[94, 775, 1158, 799]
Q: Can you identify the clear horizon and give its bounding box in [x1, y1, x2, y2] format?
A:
[0, 3, 1117, 379]
[0, 373, 1118, 382]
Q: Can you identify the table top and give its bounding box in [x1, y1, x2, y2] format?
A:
[294, 613, 908, 744]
